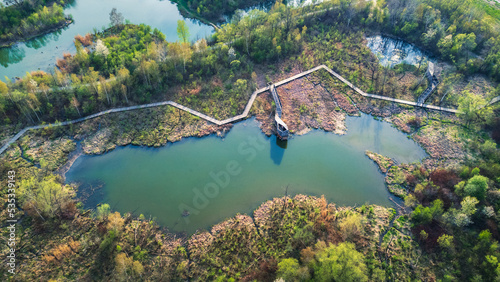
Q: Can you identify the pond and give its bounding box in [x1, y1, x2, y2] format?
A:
[66, 114, 427, 234]
[0, 0, 213, 80]
[366, 35, 433, 68]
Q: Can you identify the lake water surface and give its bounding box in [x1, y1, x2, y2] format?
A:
[66, 114, 426, 234]
[0, 0, 213, 79]
[1, 3, 430, 234]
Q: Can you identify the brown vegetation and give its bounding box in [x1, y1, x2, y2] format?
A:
[74, 33, 92, 47]
[253, 75, 347, 136]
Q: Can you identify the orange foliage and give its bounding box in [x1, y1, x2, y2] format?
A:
[30, 70, 48, 77]
[56, 53, 73, 73]
[74, 33, 93, 46]
[300, 246, 315, 265]
[313, 196, 340, 244]
[56, 58, 68, 71]
[43, 239, 80, 265]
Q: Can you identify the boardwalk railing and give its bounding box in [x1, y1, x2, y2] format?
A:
[270, 84, 289, 139]
[1, 64, 496, 156]
[417, 65, 440, 106]
[270, 85, 283, 117]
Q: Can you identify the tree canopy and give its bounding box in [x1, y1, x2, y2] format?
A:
[313, 242, 368, 282]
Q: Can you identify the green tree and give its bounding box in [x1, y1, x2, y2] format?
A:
[96, 203, 111, 220]
[179, 42, 193, 73]
[480, 140, 497, 158]
[313, 242, 368, 282]
[452, 33, 476, 63]
[444, 196, 480, 227]
[464, 175, 489, 200]
[437, 34, 453, 60]
[445, 209, 472, 227]
[461, 196, 479, 216]
[233, 79, 247, 97]
[291, 223, 315, 249]
[405, 194, 418, 208]
[457, 90, 494, 128]
[463, 33, 477, 63]
[177, 20, 190, 44]
[0, 91, 7, 118]
[437, 234, 454, 250]
[411, 199, 443, 226]
[339, 212, 366, 241]
[0, 79, 8, 94]
[18, 175, 73, 220]
[277, 258, 309, 281]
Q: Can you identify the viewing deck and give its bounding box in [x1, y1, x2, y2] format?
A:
[270, 84, 289, 140]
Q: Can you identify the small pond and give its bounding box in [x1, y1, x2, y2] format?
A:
[366, 35, 433, 67]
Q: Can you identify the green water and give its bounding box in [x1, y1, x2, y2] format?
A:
[66, 114, 426, 234]
[0, 0, 213, 79]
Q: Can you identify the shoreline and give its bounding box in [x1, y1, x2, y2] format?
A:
[56, 139, 83, 181]
[58, 109, 417, 228]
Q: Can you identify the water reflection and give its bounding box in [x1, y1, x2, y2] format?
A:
[224, 0, 312, 23]
[76, 179, 107, 208]
[270, 136, 287, 165]
[24, 29, 64, 50]
[0, 46, 25, 68]
[0, 15, 68, 70]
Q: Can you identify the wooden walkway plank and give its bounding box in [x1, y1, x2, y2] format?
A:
[318, 65, 458, 113]
[0, 63, 482, 156]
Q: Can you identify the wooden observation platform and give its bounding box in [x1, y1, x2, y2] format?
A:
[270, 84, 289, 140]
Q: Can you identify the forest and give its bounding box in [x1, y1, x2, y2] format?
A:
[0, 0, 74, 46]
[1, 0, 500, 280]
[183, 0, 275, 22]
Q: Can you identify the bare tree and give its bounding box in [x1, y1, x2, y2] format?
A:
[121, 84, 128, 104]
[109, 8, 124, 27]
[71, 96, 81, 117]
[99, 76, 111, 104]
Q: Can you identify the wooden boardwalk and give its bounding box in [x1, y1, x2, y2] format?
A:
[1, 63, 496, 156]
[319, 65, 459, 113]
[417, 63, 440, 106]
[270, 84, 289, 139]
